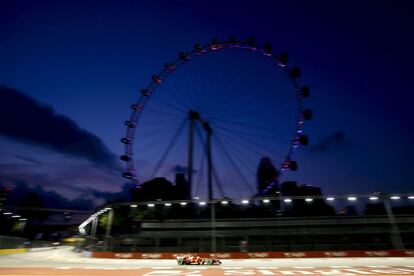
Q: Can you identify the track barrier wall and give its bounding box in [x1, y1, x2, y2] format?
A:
[86, 249, 414, 259]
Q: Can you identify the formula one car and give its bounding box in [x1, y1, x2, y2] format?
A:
[176, 254, 222, 265]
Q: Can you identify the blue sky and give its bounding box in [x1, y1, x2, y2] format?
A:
[1, 0, 413, 205]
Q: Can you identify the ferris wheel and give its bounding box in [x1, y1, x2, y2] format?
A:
[120, 37, 312, 200]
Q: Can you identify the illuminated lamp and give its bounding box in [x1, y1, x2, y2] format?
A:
[151, 75, 162, 84]
[122, 172, 134, 179]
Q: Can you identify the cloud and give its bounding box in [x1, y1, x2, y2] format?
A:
[309, 131, 348, 152]
[89, 183, 132, 203]
[4, 180, 94, 210]
[0, 86, 118, 168]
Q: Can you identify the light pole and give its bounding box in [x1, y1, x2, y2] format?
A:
[381, 193, 404, 249]
[104, 208, 114, 251]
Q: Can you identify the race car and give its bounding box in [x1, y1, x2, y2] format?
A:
[176, 254, 222, 265]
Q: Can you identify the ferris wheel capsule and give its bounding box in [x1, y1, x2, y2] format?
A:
[229, 36, 237, 44]
[141, 89, 151, 96]
[277, 52, 288, 67]
[299, 85, 310, 98]
[125, 121, 136, 128]
[151, 75, 162, 84]
[263, 42, 273, 56]
[246, 37, 256, 49]
[303, 109, 313, 120]
[299, 135, 309, 145]
[210, 38, 222, 50]
[122, 171, 134, 179]
[164, 63, 175, 71]
[121, 138, 131, 144]
[194, 43, 205, 54]
[179, 52, 188, 60]
[120, 155, 131, 162]
[288, 161, 298, 171]
[131, 104, 144, 111]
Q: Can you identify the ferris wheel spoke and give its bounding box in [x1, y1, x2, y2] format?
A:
[217, 130, 269, 159]
[216, 128, 288, 159]
[207, 64, 255, 111]
[213, 134, 256, 195]
[148, 117, 187, 178]
[149, 93, 188, 114]
[211, 119, 288, 134]
[171, 68, 202, 111]
[214, 125, 288, 141]
[141, 108, 185, 120]
[212, 79, 260, 115]
[212, 118, 294, 134]
[213, 101, 296, 120]
[216, 133, 259, 173]
[123, 39, 308, 197]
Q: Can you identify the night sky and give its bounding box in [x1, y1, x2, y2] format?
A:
[1, 0, 413, 207]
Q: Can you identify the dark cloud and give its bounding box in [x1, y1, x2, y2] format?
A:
[89, 183, 132, 203]
[309, 131, 348, 152]
[4, 181, 94, 210]
[0, 86, 117, 168]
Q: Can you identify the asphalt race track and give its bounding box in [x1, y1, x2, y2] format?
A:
[0, 246, 413, 275]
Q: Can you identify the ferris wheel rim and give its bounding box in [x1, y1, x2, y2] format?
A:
[121, 37, 311, 195]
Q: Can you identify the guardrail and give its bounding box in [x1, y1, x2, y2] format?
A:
[84, 249, 414, 259]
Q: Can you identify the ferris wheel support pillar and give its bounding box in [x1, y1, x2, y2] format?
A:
[187, 112, 196, 192]
[204, 122, 216, 252]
